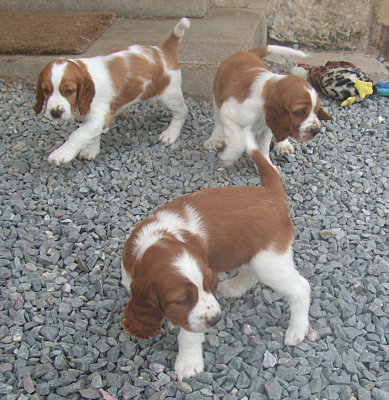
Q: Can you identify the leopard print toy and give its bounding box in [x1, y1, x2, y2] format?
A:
[294, 61, 373, 106]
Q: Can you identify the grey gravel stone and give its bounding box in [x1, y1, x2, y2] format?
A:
[0, 80, 388, 400]
[263, 350, 277, 368]
[372, 388, 389, 400]
[264, 377, 282, 400]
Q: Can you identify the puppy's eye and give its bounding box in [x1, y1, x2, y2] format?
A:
[294, 110, 306, 117]
[64, 89, 74, 96]
[43, 88, 50, 95]
[176, 296, 192, 306]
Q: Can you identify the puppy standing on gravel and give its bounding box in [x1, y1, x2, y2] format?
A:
[33, 18, 190, 165]
[121, 132, 312, 380]
[205, 45, 332, 165]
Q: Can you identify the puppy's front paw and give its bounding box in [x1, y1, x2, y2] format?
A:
[284, 319, 309, 346]
[175, 353, 204, 380]
[204, 137, 224, 150]
[218, 279, 247, 298]
[274, 139, 294, 156]
[48, 145, 77, 165]
[218, 154, 236, 168]
[159, 127, 180, 145]
[79, 146, 100, 160]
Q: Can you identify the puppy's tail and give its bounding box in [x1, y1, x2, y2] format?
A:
[246, 132, 283, 190]
[161, 18, 190, 60]
[248, 45, 307, 60]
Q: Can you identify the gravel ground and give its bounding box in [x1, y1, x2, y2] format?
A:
[0, 79, 388, 400]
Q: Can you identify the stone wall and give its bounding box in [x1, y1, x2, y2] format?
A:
[266, 0, 388, 58]
[1, 0, 387, 57]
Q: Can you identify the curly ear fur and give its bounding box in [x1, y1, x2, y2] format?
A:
[121, 281, 163, 339]
[34, 71, 45, 115]
[77, 69, 95, 116]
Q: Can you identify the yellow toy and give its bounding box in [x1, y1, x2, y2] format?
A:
[341, 80, 373, 106]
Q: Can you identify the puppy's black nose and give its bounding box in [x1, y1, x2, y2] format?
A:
[207, 313, 222, 327]
[311, 127, 320, 136]
[50, 109, 63, 119]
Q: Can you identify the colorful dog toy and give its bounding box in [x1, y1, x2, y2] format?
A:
[293, 61, 374, 106]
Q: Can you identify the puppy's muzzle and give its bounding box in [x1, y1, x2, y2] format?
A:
[206, 313, 222, 328]
[50, 109, 64, 119]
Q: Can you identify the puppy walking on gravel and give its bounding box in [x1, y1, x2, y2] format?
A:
[121, 131, 312, 380]
[205, 45, 332, 165]
[34, 18, 190, 165]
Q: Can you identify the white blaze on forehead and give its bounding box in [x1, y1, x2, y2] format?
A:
[51, 62, 68, 93]
[45, 61, 73, 119]
[132, 205, 206, 261]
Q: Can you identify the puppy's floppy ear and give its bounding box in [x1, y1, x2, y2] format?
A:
[121, 280, 163, 339]
[34, 70, 45, 115]
[265, 102, 293, 142]
[77, 69, 95, 116]
[210, 269, 219, 294]
[317, 107, 332, 121]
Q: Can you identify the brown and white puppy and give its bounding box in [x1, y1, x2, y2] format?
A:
[204, 45, 332, 165]
[121, 132, 311, 380]
[34, 18, 190, 165]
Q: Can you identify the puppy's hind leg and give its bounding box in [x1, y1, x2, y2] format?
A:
[204, 101, 224, 150]
[218, 264, 258, 298]
[218, 123, 248, 166]
[159, 74, 188, 145]
[250, 247, 310, 346]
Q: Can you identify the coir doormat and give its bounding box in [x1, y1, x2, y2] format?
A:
[0, 11, 116, 55]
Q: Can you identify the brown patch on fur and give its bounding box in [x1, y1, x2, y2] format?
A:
[72, 60, 96, 115]
[34, 61, 55, 114]
[108, 48, 170, 116]
[213, 50, 266, 108]
[107, 56, 127, 92]
[160, 33, 180, 70]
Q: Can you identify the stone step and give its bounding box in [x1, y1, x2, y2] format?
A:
[0, 7, 267, 99]
[0, 0, 211, 18]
